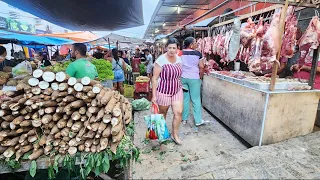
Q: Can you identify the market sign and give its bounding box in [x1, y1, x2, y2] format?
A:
[6, 18, 36, 34]
[0, 17, 8, 29]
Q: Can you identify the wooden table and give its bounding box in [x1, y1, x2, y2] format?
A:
[202, 75, 320, 146]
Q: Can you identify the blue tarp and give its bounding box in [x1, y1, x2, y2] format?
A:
[0, 30, 74, 45]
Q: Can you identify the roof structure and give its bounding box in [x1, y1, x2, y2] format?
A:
[2, 0, 144, 31]
[144, 0, 212, 39]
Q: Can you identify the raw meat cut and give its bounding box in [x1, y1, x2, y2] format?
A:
[248, 17, 265, 72]
[240, 18, 256, 48]
[228, 18, 241, 61]
[203, 37, 212, 55]
[212, 35, 219, 55]
[297, 16, 320, 64]
[280, 6, 298, 58]
[204, 59, 222, 74]
[259, 10, 281, 72]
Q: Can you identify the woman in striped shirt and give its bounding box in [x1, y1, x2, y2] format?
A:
[152, 38, 183, 145]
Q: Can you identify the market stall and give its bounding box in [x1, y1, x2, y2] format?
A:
[200, 1, 320, 146]
[0, 66, 136, 178]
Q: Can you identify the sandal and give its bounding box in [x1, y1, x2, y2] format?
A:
[171, 136, 182, 145]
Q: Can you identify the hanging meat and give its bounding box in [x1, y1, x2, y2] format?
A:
[297, 16, 320, 64]
[280, 6, 298, 58]
[196, 38, 204, 55]
[248, 17, 265, 72]
[240, 18, 256, 48]
[259, 10, 281, 72]
[228, 18, 241, 61]
[203, 37, 212, 55]
[212, 35, 219, 55]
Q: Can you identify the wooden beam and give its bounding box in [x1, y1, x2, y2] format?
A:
[270, 0, 289, 91]
[212, 4, 283, 28]
[309, 47, 320, 89]
[244, 0, 319, 8]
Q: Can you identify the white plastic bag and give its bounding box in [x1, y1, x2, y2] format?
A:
[12, 61, 32, 79]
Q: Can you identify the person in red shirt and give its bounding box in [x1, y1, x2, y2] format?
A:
[177, 45, 182, 57]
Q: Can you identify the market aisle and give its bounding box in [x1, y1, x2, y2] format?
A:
[132, 108, 248, 179]
[133, 108, 320, 179]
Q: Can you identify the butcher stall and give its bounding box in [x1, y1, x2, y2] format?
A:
[199, 1, 320, 146]
[202, 74, 319, 146]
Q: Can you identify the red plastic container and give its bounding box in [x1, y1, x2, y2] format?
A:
[135, 81, 150, 93]
[132, 58, 141, 73]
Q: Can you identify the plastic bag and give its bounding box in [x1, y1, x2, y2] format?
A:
[144, 104, 170, 142]
[132, 98, 151, 111]
[12, 61, 32, 79]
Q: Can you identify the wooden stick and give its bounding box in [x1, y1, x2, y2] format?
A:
[270, 0, 289, 91]
[309, 47, 320, 89]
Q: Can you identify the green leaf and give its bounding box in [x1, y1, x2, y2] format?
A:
[48, 166, 55, 179]
[94, 165, 103, 176]
[29, 160, 37, 177]
[85, 165, 92, 176]
[22, 151, 32, 160]
[80, 167, 86, 180]
[53, 155, 60, 173]
[102, 158, 110, 173]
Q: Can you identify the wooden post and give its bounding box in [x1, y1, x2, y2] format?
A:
[309, 47, 320, 89]
[269, 0, 289, 91]
[108, 38, 111, 49]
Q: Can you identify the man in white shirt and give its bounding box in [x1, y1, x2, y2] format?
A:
[143, 49, 153, 79]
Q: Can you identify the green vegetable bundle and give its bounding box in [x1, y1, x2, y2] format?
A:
[49, 61, 72, 72]
[92, 59, 114, 81]
[140, 64, 146, 74]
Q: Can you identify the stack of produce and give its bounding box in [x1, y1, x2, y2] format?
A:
[48, 61, 72, 73]
[136, 76, 150, 83]
[91, 58, 114, 81]
[0, 69, 133, 162]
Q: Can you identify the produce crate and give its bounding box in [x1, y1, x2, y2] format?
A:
[135, 81, 150, 93]
[134, 91, 152, 101]
[124, 84, 134, 98]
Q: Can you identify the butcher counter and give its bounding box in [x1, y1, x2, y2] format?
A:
[202, 74, 320, 146]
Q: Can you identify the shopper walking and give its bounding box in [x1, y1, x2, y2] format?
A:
[112, 48, 126, 94]
[181, 37, 205, 126]
[152, 38, 183, 145]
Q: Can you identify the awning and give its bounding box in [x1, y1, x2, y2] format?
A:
[38, 31, 98, 42]
[0, 30, 74, 45]
[2, 0, 144, 31]
[88, 33, 145, 49]
[185, 16, 218, 29]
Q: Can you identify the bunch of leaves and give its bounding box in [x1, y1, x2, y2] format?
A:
[111, 135, 140, 168]
[92, 58, 114, 80]
[126, 121, 135, 137]
[49, 61, 72, 72]
[139, 64, 146, 74]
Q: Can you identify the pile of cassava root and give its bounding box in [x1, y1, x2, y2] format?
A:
[0, 69, 132, 162]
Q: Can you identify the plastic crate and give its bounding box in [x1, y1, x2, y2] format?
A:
[132, 72, 140, 84]
[135, 81, 150, 93]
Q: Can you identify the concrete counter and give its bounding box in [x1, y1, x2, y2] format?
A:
[202, 75, 320, 146]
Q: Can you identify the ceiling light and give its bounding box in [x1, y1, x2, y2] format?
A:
[162, 22, 166, 27]
[152, 33, 154, 37]
[177, 6, 181, 14]
[155, 29, 159, 33]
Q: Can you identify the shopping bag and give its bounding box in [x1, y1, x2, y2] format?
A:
[12, 61, 32, 79]
[144, 104, 170, 142]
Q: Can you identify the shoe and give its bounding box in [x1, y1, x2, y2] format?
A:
[171, 136, 182, 145]
[182, 121, 187, 125]
[195, 120, 205, 127]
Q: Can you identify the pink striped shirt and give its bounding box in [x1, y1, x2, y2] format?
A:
[156, 54, 182, 95]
